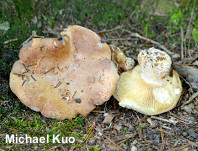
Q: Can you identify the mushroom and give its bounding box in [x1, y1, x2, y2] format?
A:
[10, 25, 119, 120]
[110, 45, 135, 72]
[114, 47, 182, 115]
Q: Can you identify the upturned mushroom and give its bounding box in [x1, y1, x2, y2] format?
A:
[114, 47, 182, 115]
[10, 25, 119, 120]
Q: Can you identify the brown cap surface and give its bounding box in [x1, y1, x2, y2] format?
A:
[10, 25, 119, 120]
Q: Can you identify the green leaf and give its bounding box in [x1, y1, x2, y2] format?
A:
[0, 21, 10, 31]
[192, 28, 198, 43]
[75, 117, 83, 125]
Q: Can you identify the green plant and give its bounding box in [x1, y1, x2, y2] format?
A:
[192, 28, 198, 43]
[123, 127, 128, 134]
[168, 9, 184, 34]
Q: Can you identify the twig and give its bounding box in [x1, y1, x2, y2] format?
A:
[161, 125, 172, 130]
[95, 124, 123, 150]
[112, 125, 118, 135]
[135, 115, 149, 125]
[84, 118, 123, 150]
[97, 26, 122, 34]
[173, 139, 180, 147]
[185, 0, 196, 41]
[26, 64, 37, 68]
[138, 126, 142, 141]
[31, 75, 36, 81]
[22, 63, 29, 72]
[174, 64, 196, 66]
[179, 75, 194, 93]
[169, 112, 192, 124]
[47, 146, 57, 151]
[3, 38, 18, 44]
[13, 73, 25, 76]
[84, 121, 95, 142]
[180, 27, 184, 60]
[22, 79, 27, 86]
[44, 67, 55, 74]
[189, 54, 198, 64]
[160, 129, 174, 136]
[54, 81, 62, 88]
[150, 116, 178, 125]
[182, 91, 198, 107]
[117, 132, 138, 145]
[185, 139, 198, 147]
[145, 26, 148, 47]
[103, 38, 132, 42]
[165, 143, 189, 151]
[21, 30, 44, 48]
[160, 127, 164, 150]
[123, 29, 173, 55]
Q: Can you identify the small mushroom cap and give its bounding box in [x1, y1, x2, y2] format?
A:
[114, 48, 182, 115]
[110, 45, 135, 71]
[10, 25, 119, 120]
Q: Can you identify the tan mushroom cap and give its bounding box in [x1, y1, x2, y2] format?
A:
[114, 47, 182, 115]
[10, 25, 119, 120]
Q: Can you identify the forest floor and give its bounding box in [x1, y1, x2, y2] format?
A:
[0, 0, 198, 150]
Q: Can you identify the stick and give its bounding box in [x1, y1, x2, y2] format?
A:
[123, 29, 173, 55]
[44, 67, 55, 74]
[160, 127, 164, 150]
[95, 124, 123, 150]
[135, 115, 149, 125]
[169, 112, 192, 125]
[185, 0, 196, 40]
[3, 38, 18, 44]
[13, 73, 25, 76]
[22, 63, 29, 72]
[97, 26, 122, 34]
[84, 118, 123, 150]
[117, 132, 138, 145]
[112, 125, 118, 135]
[138, 126, 143, 141]
[150, 116, 178, 125]
[186, 139, 198, 147]
[182, 91, 198, 107]
[54, 81, 62, 88]
[31, 75, 36, 81]
[84, 121, 95, 142]
[26, 64, 37, 68]
[174, 64, 196, 66]
[180, 27, 184, 60]
[165, 143, 189, 151]
[22, 79, 27, 86]
[103, 38, 132, 42]
[179, 75, 194, 93]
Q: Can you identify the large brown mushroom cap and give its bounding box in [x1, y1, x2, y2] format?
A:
[10, 25, 119, 120]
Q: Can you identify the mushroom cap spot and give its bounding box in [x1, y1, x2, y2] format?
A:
[10, 25, 119, 120]
[114, 65, 182, 115]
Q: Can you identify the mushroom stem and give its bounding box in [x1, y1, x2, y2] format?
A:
[138, 47, 172, 85]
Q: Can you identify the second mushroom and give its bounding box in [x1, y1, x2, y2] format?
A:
[114, 47, 182, 115]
